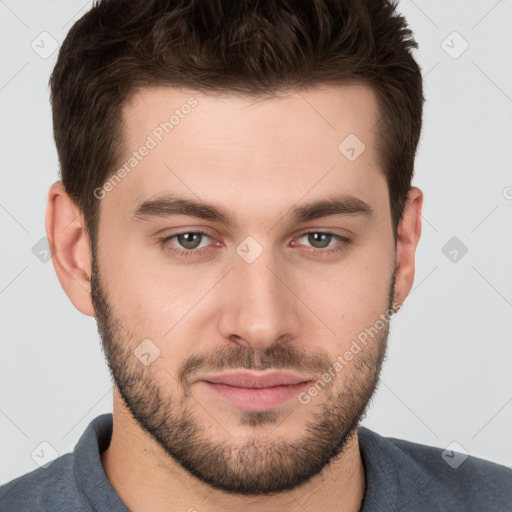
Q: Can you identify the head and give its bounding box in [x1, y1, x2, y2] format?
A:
[47, 0, 423, 496]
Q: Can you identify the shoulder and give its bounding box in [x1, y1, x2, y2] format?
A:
[0, 453, 91, 511]
[358, 426, 512, 511]
[0, 414, 117, 511]
[392, 434, 512, 503]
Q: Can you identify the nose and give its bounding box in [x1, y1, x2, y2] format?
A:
[217, 247, 301, 351]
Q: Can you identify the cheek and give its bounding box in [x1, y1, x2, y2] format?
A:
[98, 236, 218, 346]
[308, 241, 395, 353]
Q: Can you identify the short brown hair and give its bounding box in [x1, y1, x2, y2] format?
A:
[50, 0, 423, 244]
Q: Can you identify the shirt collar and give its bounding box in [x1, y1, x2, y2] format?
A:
[72, 414, 425, 512]
[72, 413, 130, 512]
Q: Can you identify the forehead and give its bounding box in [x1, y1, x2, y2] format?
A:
[102, 84, 387, 226]
[123, 84, 379, 152]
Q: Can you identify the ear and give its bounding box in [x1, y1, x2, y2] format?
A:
[393, 186, 423, 308]
[45, 181, 95, 316]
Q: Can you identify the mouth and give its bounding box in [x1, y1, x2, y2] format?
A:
[197, 370, 314, 411]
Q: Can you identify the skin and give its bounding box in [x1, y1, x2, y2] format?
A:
[46, 84, 422, 512]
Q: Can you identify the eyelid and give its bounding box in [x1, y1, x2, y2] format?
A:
[295, 227, 349, 237]
[292, 225, 355, 238]
[154, 225, 219, 238]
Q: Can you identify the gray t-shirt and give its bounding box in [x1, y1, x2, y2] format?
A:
[0, 413, 510, 511]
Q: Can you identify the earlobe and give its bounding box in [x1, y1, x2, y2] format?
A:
[45, 181, 95, 317]
[393, 186, 423, 307]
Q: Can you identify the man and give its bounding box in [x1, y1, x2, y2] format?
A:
[1, 0, 510, 510]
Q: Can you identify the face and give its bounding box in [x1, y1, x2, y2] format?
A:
[91, 85, 398, 495]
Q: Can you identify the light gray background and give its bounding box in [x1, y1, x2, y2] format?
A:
[1, 0, 511, 484]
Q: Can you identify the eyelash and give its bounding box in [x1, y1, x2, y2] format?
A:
[158, 230, 352, 258]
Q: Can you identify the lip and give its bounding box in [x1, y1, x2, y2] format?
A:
[198, 370, 314, 411]
[199, 370, 314, 388]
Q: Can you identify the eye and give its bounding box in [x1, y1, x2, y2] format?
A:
[159, 230, 351, 259]
[160, 231, 215, 255]
[295, 232, 350, 253]
[298, 232, 338, 249]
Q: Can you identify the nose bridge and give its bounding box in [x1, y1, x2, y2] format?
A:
[217, 244, 299, 349]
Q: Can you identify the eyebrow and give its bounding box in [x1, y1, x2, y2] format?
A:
[132, 193, 373, 226]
